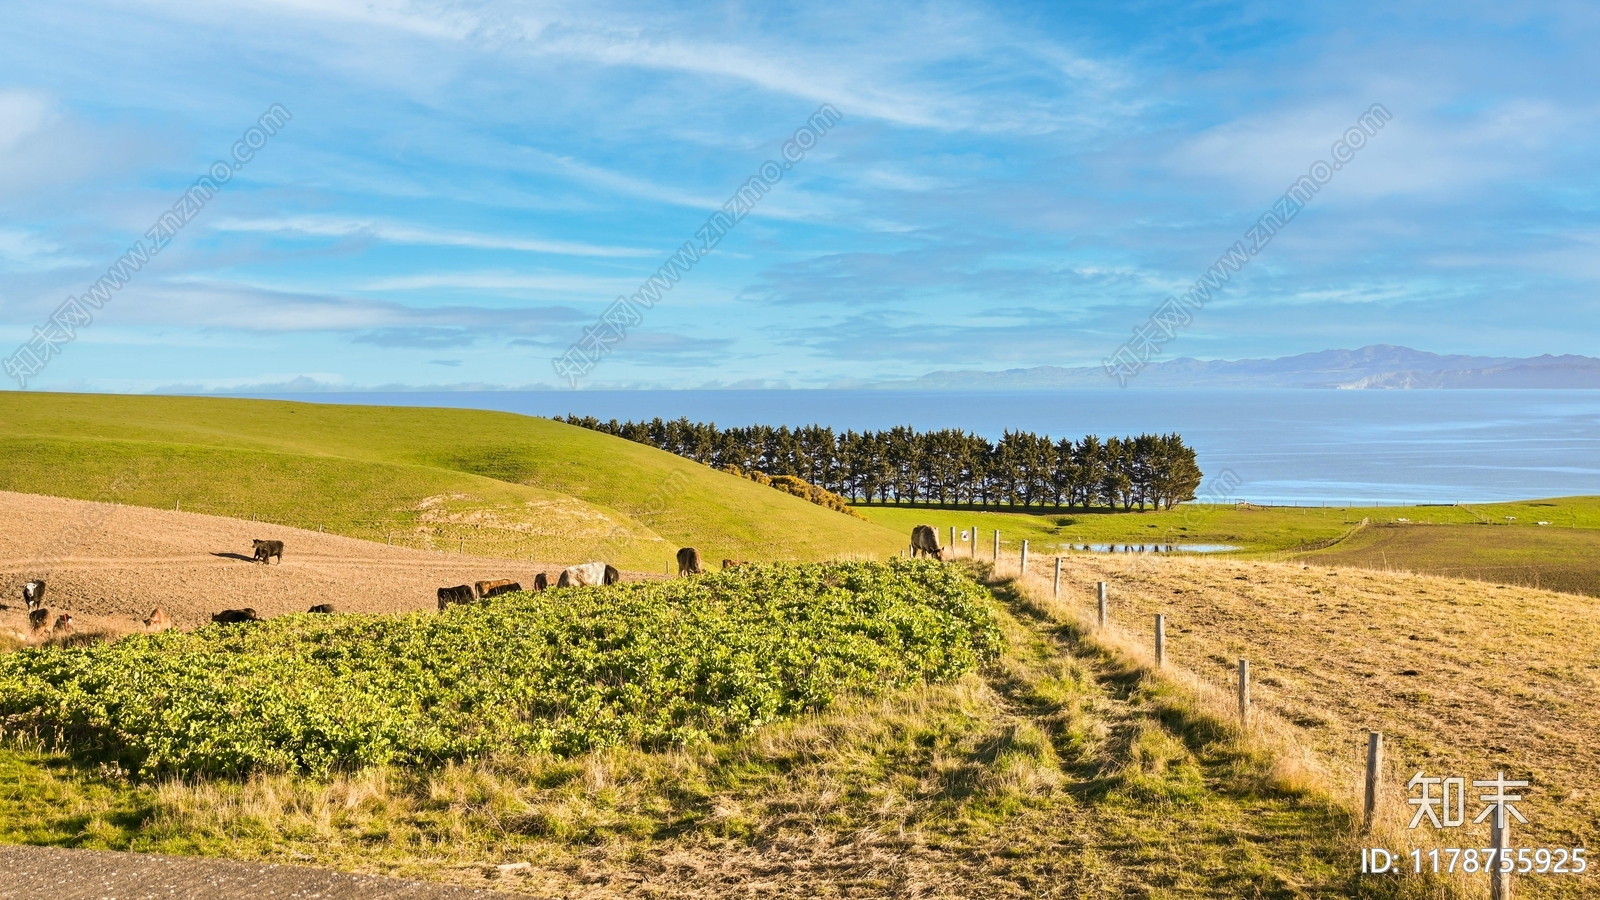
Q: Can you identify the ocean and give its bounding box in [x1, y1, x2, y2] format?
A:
[241, 389, 1600, 506]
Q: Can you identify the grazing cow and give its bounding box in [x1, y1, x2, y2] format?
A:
[22, 580, 45, 611]
[557, 562, 608, 587]
[212, 608, 259, 625]
[910, 525, 943, 560]
[475, 579, 521, 599]
[676, 547, 703, 577]
[721, 558, 745, 570]
[52, 613, 73, 635]
[144, 607, 173, 631]
[252, 539, 284, 565]
[604, 564, 620, 585]
[28, 608, 49, 632]
[533, 573, 549, 591]
[437, 585, 475, 611]
[307, 603, 336, 614]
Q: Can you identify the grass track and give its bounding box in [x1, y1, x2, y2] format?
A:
[0, 392, 905, 568]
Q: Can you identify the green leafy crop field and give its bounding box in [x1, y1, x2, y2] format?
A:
[0, 561, 999, 778]
[0, 392, 906, 568]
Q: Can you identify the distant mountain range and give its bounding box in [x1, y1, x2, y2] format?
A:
[858, 346, 1600, 390]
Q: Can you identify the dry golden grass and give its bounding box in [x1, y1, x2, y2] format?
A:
[1006, 552, 1598, 898]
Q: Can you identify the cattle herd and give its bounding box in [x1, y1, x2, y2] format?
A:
[12, 530, 950, 641]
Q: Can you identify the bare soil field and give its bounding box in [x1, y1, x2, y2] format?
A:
[0, 490, 604, 638]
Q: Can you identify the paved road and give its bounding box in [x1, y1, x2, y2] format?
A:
[0, 845, 523, 900]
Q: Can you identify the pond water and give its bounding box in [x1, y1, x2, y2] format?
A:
[1059, 543, 1241, 554]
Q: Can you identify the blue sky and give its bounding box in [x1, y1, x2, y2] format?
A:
[0, 0, 1595, 391]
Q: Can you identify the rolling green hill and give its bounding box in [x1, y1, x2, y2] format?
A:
[0, 392, 905, 568]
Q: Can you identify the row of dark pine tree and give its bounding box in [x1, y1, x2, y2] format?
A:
[559, 416, 1204, 511]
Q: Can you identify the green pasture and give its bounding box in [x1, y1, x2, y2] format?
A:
[0, 392, 905, 568]
[857, 496, 1600, 563]
[1296, 522, 1600, 597]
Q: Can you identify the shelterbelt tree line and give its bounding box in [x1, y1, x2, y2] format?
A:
[559, 416, 1203, 511]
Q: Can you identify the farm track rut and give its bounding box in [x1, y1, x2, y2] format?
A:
[0, 844, 519, 899]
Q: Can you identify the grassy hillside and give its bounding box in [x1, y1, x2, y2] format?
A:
[0, 392, 905, 568]
[0, 561, 1444, 898]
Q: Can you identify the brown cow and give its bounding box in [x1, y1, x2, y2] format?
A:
[144, 607, 173, 631]
[252, 539, 284, 565]
[474, 579, 521, 599]
[212, 608, 260, 624]
[910, 525, 943, 560]
[307, 603, 336, 614]
[676, 547, 703, 577]
[721, 558, 745, 570]
[437, 585, 475, 611]
[52, 613, 74, 635]
[533, 572, 549, 591]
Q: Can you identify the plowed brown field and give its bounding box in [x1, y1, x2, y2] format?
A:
[0, 490, 618, 638]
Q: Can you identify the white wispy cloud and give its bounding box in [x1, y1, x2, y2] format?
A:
[360, 270, 641, 293]
[210, 215, 655, 257]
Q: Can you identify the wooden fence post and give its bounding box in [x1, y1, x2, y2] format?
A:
[971, 526, 977, 558]
[1363, 732, 1383, 833]
[1020, 540, 1028, 574]
[1052, 557, 1061, 597]
[1154, 614, 1165, 667]
[1491, 816, 1512, 900]
[950, 526, 956, 555]
[993, 530, 1000, 565]
[1238, 659, 1250, 723]
[1097, 581, 1108, 627]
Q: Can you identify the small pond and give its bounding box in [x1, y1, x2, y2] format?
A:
[1060, 543, 1240, 554]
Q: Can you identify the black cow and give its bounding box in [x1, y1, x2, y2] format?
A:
[307, 603, 336, 614]
[437, 584, 475, 611]
[212, 608, 260, 624]
[603, 564, 621, 585]
[533, 572, 549, 591]
[22, 580, 45, 611]
[28, 608, 49, 631]
[910, 525, 943, 560]
[252, 539, 284, 565]
[676, 547, 703, 577]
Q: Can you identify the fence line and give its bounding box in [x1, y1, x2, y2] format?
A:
[995, 550, 1478, 896]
